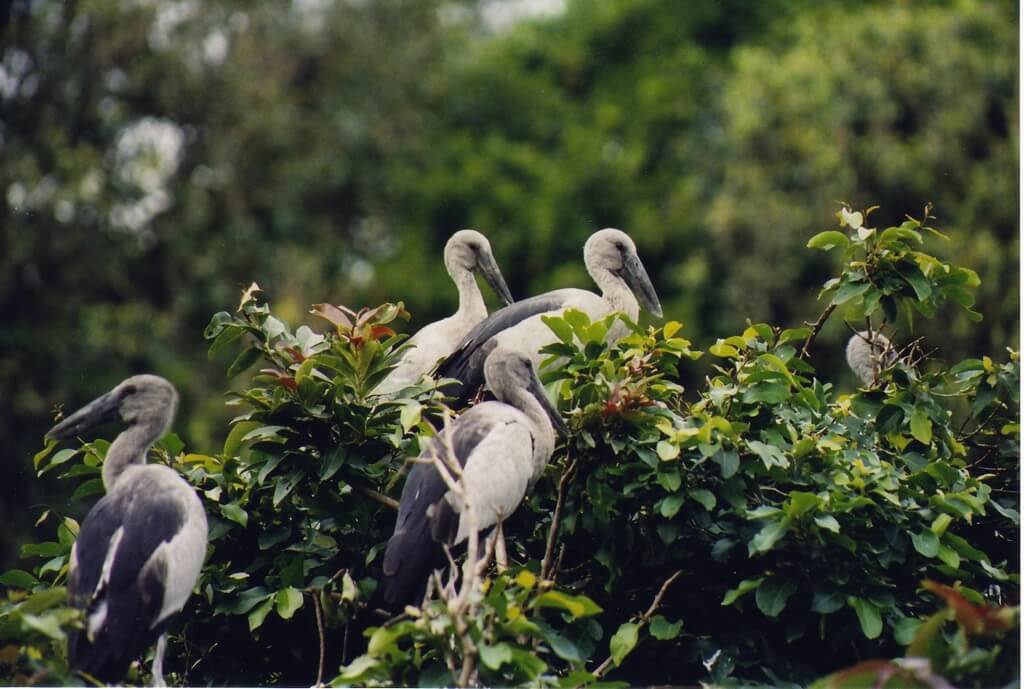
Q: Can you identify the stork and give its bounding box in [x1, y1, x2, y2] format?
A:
[846, 330, 896, 386]
[47, 375, 208, 686]
[376, 229, 514, 395]
[436, 228, 662, 406]
[379, 346, 567, 609]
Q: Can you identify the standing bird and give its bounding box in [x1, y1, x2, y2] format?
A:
[376, 229, 514, 395]
[379, 347, 567, 610]
[47, 375, 208, 686]
[436, 228, 662, 406]
[846, 330, 897, 386]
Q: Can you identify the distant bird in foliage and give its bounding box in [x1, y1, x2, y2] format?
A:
[47, 375, 207, 687]
[846, 330, 897, 386]
[436, 228, 662, 406]
[379, 346, 567, 610]
[376, 229, 514, 395]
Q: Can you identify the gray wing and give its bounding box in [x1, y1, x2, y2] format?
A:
[435, 290, 571, 406]
[378, 404, 511, 609]
[68, 483, 186, 683]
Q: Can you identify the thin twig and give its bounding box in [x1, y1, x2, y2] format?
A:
[800, 304, 837, 360]
[592, 570, 684, 679]
[349, 482, 399, 510]
[312, 592, 326, 687]
[541, 456, 578, 581]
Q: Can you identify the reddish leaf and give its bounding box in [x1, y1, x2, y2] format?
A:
[259, 369, 298, 392]
[370, 325, 396, 340]
[310, 303, 354, 328]
[280, 346, 306, 363]
[922, 580, 1016, 636]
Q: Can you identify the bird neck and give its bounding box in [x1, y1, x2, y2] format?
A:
[451, 267, 487, 323]
[589, 267, 640, 321]
[103, 423, 161, 491]
[509, 390, 556, 476]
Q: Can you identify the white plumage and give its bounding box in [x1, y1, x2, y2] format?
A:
[377, 229, 513, 395]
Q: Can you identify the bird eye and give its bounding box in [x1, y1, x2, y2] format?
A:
[121, 384, 137, 397]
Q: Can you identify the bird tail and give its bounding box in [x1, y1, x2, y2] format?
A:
[69, 578, 169, 683]
[377, 518, 447, 613]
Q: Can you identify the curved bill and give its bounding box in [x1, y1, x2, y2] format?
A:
[46, 390, 120, 440]
[620, 252, 663, 318]
[475, 250, 515, 306]
[527, 374, 569, 437]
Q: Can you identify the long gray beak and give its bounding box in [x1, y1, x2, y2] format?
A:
[46, 390, 121, 440]
[476, 251, 515, 306]
[620, 253, 663, 318]
[528, 374, 569, 437]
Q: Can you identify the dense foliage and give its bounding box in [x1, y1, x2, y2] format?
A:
[2, 0, 1017, 572]
[3, 208, 1017, 686]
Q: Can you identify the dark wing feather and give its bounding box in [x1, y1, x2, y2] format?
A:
[378, 407, 500, 610]
[435, 291, 570, 407]
[68, 484, 186, 684]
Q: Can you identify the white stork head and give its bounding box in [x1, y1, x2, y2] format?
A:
[444, 229, 514, 306]
[484, 346, 568, 436]
[583, 228, 663, 317]
[47, 374, 179, 441]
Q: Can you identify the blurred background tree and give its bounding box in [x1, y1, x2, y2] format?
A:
[0, 0, 1017, 569]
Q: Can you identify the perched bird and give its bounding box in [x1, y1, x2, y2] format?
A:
[47, 375, 208, 686]
[379, 346, 567, 610]
[436, 228, 662, 405]
[846, 330, 897, 386]
[376, 229, 514, 395]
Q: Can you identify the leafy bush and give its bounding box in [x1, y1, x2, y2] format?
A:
[4, 206, 1018, 687]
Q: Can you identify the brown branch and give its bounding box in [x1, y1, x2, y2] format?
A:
[541, 456, 578, 581]
[800, 303, 837, 360]
[592, 570, 684, 679]
[313, 592, 326, 687]
[350, 481, 399, 510]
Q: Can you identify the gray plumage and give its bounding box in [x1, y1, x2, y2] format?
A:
[376, 230, 514, 395]
[48, 375, 207, 687]
[846, 331, 896, 385]
[437, 228, 662, 406]
[379, 347, 567, 609]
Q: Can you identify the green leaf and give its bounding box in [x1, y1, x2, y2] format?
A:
[911, 530, 939, 558]
[20, 613, 66, 641]
[220, 503, 249, 528]
[609, 622, 639, 667]
[743, 381, 791, 404]
[649, 615, 683, 640]
[399, 403, 422, 432]
[898, 264, 932, 301]
[755, 577, 797, 617]
[542, 315, 576, 345]
[247, 597, 274, 631]
[659, 494, 685, 518]
[656, 469, 681, 492]
[534, 591, 602, 618]
[847, 597, 883, 639]
[479, 642, 514, 670]
[749, 517, 792, 554]
[39, 448, 79, 475]
[714, 449, 739, 478]
[0, 569, 38, 588]
[813, 514, 840, 533]
[275, 587, 304, 620]
[831, 281, 870, 306]
[70, 478, 105, 502]
[223, 420, 261, 457]
[208, 324, 245, 360]
[656, 440, 680, 461]
[909, 408, 933, 444]
[689, 489, 716, 511]
[721, 577, 765, 606]
[227, 346, 262, 379]
[811, 590, 845, 614]
[806, 231, 849, 251]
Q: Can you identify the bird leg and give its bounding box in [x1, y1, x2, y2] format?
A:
[494, 519, 508, 573]
[151, 633, 168, 687]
